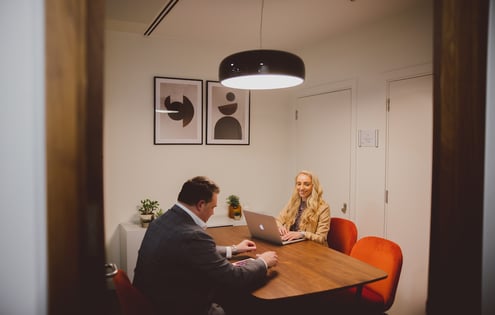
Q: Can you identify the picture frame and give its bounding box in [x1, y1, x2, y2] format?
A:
[206, 81, 250, 145]
[154, 76, 203, 144]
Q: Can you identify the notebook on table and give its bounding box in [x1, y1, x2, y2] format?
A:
[243, 210, 306, 246]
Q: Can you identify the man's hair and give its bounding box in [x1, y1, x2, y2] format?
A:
[178, 176, 220, 205]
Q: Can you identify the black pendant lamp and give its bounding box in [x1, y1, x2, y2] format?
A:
[218, 0, 305, 90]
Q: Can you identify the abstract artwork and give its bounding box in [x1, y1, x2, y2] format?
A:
[154, 77, 203, 144]
[206, 81, 250, 145]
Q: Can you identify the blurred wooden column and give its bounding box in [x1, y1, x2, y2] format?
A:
[428, 0, 489, 314]
[45, 0, 107, 314]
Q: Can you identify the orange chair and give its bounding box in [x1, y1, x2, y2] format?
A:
[106, 264, 156, 315]
[322, 236, 403, 314]
[326, 217, 358, 255]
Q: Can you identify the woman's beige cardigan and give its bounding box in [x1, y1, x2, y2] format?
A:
[276, 202, 331, 245]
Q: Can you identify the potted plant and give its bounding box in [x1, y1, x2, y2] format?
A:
[138, 198, 161, 227]
[154, 208, 164, 218]
[226, 195, 242, 220]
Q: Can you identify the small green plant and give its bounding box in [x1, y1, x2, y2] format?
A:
[138, 198, 161, 215]
[155, 208, 164, 217]
[226, 195, 240, 208]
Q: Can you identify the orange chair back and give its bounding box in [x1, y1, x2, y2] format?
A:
[112, 269, 156, 315]
[350, 236, 403, 311]
[327, 217, 358, 255]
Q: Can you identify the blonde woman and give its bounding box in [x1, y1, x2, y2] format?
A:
[277, 170, 330, 245]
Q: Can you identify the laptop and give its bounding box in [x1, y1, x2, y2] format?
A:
[243, 210, 306, 245]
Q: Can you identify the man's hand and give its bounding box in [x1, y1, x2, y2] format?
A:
[257, 251, 278, 268]
[235, 239, 257, 253]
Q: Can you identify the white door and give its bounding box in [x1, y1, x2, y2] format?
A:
[385, 74, 432, 314]
[295, 89, 353, 218]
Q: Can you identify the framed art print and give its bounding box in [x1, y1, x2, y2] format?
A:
[154, 76, 203, 144]
[206, 81, 250, 145]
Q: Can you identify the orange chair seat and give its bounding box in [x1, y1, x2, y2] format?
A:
[321, 236, 402, 314]
[350, 286, 385, 312]
[322, 285, 384, 313]
[112, 269, 156, 315]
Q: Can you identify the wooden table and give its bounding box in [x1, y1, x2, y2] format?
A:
[207, 225, 387, 300]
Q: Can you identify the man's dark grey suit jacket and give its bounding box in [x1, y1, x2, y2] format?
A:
[133, 205, 268, 315]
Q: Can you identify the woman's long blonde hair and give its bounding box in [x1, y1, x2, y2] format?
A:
[279, 170, 324, 228]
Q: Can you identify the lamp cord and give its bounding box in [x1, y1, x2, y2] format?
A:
[259, 0, 264, 48]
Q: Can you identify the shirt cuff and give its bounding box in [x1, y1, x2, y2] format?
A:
[257, 257, 268, 270]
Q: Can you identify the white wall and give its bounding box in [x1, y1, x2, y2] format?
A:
[104, 32, 295, 265]
[104, 1, 432, 314]
[0, 1, 47, 314]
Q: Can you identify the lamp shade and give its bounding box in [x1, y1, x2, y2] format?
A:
[219, 49, 305, 90]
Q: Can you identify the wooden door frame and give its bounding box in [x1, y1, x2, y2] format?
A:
[45, 0, 107, 314]
[43, 0, 490, 313]
[428, 0, 489, 314]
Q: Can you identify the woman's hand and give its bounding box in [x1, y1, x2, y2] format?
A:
[281, 231, 304, 241]
[235, 239, 257, 253]
[278, 225, 288, 236]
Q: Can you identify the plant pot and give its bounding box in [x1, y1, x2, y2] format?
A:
[228, 205, 242, 220]
[140, 214, 153, 227]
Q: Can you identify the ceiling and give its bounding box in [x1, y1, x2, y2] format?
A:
[105, 0, 424, 51]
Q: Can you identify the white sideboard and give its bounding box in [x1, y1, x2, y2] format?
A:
[119, 223, 147, 282]
[119, 215, 246, 281]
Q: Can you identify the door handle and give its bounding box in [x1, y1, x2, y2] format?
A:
[341, 203, 347, 214]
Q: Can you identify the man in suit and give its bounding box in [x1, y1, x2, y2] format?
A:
[133, 176, 278, 315]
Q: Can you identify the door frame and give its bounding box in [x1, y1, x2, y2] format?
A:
[295, 80, 358, 220]
[384, 68, 432, 236]
[428, 0, 489, 313]
[45, 0, 107, 314]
